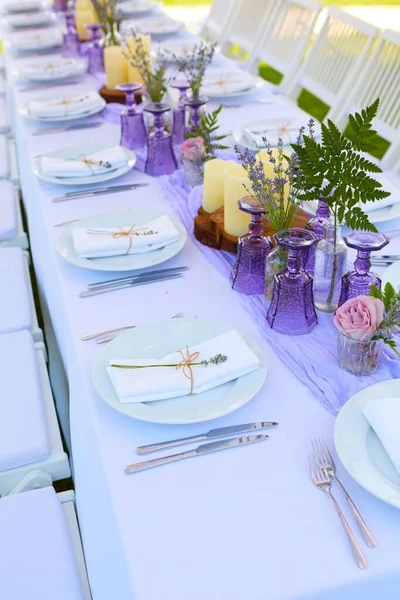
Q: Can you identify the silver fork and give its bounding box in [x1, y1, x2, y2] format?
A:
[84, 311, 184, 343]
[312, 437, 376, 548]
[309, 453, 367, 569]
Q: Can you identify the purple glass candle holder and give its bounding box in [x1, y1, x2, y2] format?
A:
[171, 80, 190, 146]
[63, 9, 80, 58]
[144, 103, 178, 176]
[338, 231, 389, 307]
[267, 228, 318, 335]
[116, 83, 147, 150]
[86, 23, 104, 74]
[305, 198, 330, 276]
[54, 0, 68, 10]
[231, 197, 272, 295]
[183, 95, 208, 135]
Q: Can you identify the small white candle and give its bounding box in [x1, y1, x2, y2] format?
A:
[224, 163, 252, 237]
[104, 45, 128, 90]
[203, 159, 234, 214]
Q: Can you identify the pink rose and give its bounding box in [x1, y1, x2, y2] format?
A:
[180, 137, 205, 161]
[333, 295, 384, 341]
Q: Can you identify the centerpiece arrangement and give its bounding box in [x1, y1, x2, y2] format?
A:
[91, 0, 119, 46]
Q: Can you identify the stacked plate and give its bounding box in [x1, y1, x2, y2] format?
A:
[15, 57, 86, 83]
[19, 91, 106, 122]
[4, 10, 56, 28]
[6, 27, 63, 53]
[120, 15, 182, 37]
[117, 1, 162, 18]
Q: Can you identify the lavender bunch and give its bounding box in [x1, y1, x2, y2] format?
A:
[235, 130, 305, 232]
[370, 283, 400, 356]
[91, 0, 120, 44]
[125, 31, 177, 102]
[171, 41, 216, 98]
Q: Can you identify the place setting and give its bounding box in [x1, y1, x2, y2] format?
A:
[201, 70, 264, 100]
[20, 90, 106, 122]
[4, 26, 63, 55]
[2, 10, 57, 29]
[0, 0, 49, 14]
[233, 114, 322, 150]
[116, 1, 163, 18]
[14, 56, 86, 86]
[120, 14, 183, 37]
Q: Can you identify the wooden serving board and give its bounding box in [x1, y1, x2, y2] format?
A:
[194, 205, 310, 254]
[99, 86, 143, 105]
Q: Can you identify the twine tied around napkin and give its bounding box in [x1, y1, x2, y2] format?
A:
[176, 346, 200, 394]
[86, 225, 158, 254]
[71, 154, 112, 174]
[277, 122, 292, 140]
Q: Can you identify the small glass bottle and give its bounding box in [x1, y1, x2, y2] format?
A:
[338, 231, 389, 307]
[305, 198, 330, 276]
[231, 197, 272, 295]
[313, 217, 347, 313]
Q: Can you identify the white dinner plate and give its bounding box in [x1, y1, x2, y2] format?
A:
[5, 11, 56, 28]
[153, 40, 218, 63]
[92, 318, 267, 424]
[56, 209, 187, 272]
[382, 261, 400, 291]
[1, 1, 48, 14]
[202, 72, 263, 99]
[117, 1, 162, 17]
[233, 116, 321, 150]
[121, 16, 182, 37]
[14, 58, 86, 83]
[334, 379, 400, 509]
[33, 143, 136, 186]
[19, 94, 106, 122]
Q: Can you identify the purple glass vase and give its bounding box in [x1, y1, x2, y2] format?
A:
[86, 23, 104, 74]
[183, 95, 208, 135]
[267, 228, 318, 335]
[171, 80, 190, 146]
[54, 0, 68, 10]
[338, 231, 389, 307]
[144, 103, 178, 176]
[231, 197, 272, 295]
[116, 83, 147, 150]
[305, 198, 330, 276]
[63, 9, 80, 58]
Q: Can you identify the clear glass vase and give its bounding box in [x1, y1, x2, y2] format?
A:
[337, 332, 384, 376]
[100, 23, 122, 48]
[264, 245, 288, 301]
[313, 217, 347, 313]
[182, 157, 204, 188]
[305, 198, 330, 276]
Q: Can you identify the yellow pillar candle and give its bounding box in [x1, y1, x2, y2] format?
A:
[224, 163, 252, 237]
[126, 35, 151, 84]
[104, 45, 128, 90]
[75, 0, 97, 41]
[202, 159, 234, 214]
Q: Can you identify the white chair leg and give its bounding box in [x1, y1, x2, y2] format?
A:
[7, 469, 53, 495]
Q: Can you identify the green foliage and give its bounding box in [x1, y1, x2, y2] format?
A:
[186, 105, 229, 160]
[370, 282, 397, 314]
[370, 282, 400, 356]
[291, 99, 390, 232]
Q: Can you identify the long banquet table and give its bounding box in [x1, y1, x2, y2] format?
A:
[4, 11, 400, 600]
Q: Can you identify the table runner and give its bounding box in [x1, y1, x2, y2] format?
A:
[161, 170, 400, 415]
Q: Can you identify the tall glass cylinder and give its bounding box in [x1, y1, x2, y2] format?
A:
[305, 198, 330, 276]
[313, 217, 347, 313]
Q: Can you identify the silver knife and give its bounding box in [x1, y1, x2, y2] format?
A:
[53, 183, 149, 202]
[88, 266, 190, 289]
[125, 434, 269, 474]
[137, 421, 278, 454]
[79, 272, 183, 297]
[33, 122, 103, 136]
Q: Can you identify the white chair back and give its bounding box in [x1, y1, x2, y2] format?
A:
[201, 0, 239, 44]
[221, 0, 279, 57]
[286, 6, 380, 119]
[247, 0, 323, 85]
[337, 29, 400, 168]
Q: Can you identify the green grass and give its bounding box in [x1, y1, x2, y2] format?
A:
[163, 0, 400, 4]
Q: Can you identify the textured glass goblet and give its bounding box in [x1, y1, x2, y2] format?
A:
[63, 9, 80, 58]
[144, 103, 178, 176]
[86, 23, 104, 74]
[116, 83, 147, 150]
[338, 231, 389, 307]
[54, 0, 68, 10]
[231, 197, 272, 295]
[305, 198, 330, 276]
[171, 80, 190, 145]
[183, 95, 208, 135]
[267, 228, 318, 335]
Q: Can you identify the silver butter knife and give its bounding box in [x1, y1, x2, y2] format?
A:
[79, 272, 183, 297]
[137, 421, 278, 454]
[33, 122, 103, 136]
[88, 266, 189, 290]
[53, 183, 149, 202]
[125, 434, 269, 474]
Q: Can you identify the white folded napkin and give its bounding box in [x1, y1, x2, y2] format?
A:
[28, 91, 104, 117]
[7, 11, 50, 27]
[20, 58, 83, 81]
[117, 1, 157, 16]
[203, 71, 257, 96]
[39, 146, 128, 178]
[362, 396, 400, 473]
[12, 28, 62, 50]
[3, 0, 43, 12]
[72, 215, 180, 258]
[107, 329, 260, 403]
[242, 121, 302, 148]
[363, 173, 399, 213]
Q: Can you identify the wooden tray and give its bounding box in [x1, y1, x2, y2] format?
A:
[194, 204, 310, 254]
[99, 85, 143, 105]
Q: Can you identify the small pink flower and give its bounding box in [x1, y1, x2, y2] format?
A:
[333, 295, 384, 341]
[180, 137, 205, 162]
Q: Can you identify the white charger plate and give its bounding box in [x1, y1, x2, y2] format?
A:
[33, 142, 136, 186]
[56, 209, 187, 272]
[93, 318, 267, 424]
[19, 94, 106, 122]
[334, 379, 400, 509]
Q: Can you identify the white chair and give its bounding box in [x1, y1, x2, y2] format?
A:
[0, 329, 70, 496]
[221, 0, 279, 59]
[0, 487, 91, 600]
[0, 96, 10, 133]
[0, 180, 28, 248]
[201, 0, 239, 44]
[335, 29, 400, 168]
[0, 134, 10, 178]
[246, 0, 323, 86]
[0, 247, 43, 342]
[286, 6, 380, 120]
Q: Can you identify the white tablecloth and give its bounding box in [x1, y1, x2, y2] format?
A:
[5, 17, 400, 600]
